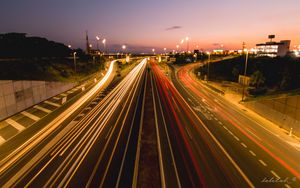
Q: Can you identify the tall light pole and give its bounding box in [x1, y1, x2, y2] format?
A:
[102, 38, 106, 55]
[96, 36, 100, 51]
[73, 52, 77, 73]
[176, 45, 179, 53]
[242, 49, 249, 101]
[98, 52, 101, 63]
[207, 52, 210, 81]
[180, 39, 184, 52]
[122, 45, 126, 58]
[185, 36, 189, 53]
[152, 48, 155, 55]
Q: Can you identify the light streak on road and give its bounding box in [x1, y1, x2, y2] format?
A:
[177, 63, 300, 180]
[0, 60, 116, 176]
[0, 58, 148, 188]
[150, 60, 254, 188]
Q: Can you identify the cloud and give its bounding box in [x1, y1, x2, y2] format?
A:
[165, 26, 182, 31]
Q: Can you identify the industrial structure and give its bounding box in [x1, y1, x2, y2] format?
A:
[256, 35, 290, 57]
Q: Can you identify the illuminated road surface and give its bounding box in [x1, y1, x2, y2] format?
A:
[0, 59, 148, 187]
[150, 59, 254, 188]
[167, 62, 300, 188]
[1, 58, 299, 188]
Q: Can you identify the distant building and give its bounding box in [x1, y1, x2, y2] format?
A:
[256, 36, 290, 57]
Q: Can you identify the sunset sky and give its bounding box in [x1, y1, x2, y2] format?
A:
[1, 0, 299, 52]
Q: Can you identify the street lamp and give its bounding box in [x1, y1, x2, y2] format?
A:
[102, 38, 106, 55]
[163, 48, 167, 55]
[242, 49, 249, 101]
[98, 52, 101, 63]
[73, 52, 77, 73]
[122, 45, 126, 58]
[176, 45, 179, 53]
[152, 48, 155, 55]
[68, 45, 72, 48]
[185, 36, 189, 53]
[96, 36, 100, 51]
[207, 52, 210, 81]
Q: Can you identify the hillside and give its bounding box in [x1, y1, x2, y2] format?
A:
[0, 32, 105, 81]
[195, 55, 300, 94]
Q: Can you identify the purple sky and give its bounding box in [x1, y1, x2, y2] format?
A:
[1, 0, 299, 53]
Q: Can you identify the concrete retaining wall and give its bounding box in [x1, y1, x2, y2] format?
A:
[244, 95, 300, 137]
[0, 80, 75, 120]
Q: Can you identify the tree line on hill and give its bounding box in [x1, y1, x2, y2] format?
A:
[196, 55, 300, 94]
[0, 33, 73, 58]
[0, 33, 107, 81]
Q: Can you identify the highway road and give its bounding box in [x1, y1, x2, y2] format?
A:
[149, 59, 255, 188]
[0, 59, 148, 187]
[1, 57, 299, 188]
[167, 62, 300, 188]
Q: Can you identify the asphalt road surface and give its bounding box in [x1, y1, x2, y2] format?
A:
[167, 62, 300, 188]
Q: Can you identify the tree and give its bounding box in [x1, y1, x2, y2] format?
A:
[232, 67, 240, 81]
[250, 70, 266, 88]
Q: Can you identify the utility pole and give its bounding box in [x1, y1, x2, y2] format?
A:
[241, 50, 249, 101]
[73, 52, 77, 73]
[86, 30, 90, 54]
[242, 42, 246, 55]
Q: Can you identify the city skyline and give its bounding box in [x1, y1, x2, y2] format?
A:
[1, 0, 300, 52]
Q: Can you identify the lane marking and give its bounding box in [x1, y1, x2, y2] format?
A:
[33, 105, 52, 113]
[241, 143, 248, 148]
[259, 159, 267, 166]
[53, 97, 60, 100]
[245, 128, 262, 141]
[214, 117, 218, 121]
[249, 150, 256, 156]
[21, 111, 40, 121]
[223, 125, 228, 130]
[271, 170, 280, 179]
[105, 127, 112, 139]
[60, 93, 68, 97]
[218, 121, 223, 125]
[0, 136, 5, 145]
[285, 184, 291, 188]
[185, 127, 193, 139]
[234, 136, 240, 141]
[44, 100, 61, 107]
[67, 90, 73, 94]
[286, 141, 300, 152]
[228, 130, 234, 135]
[5, 119, 25, 131]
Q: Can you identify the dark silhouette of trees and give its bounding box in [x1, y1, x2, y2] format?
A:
[0, 33, 72, 58]
[250, 70, 265, 88]
[195, 55, 300, 92]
